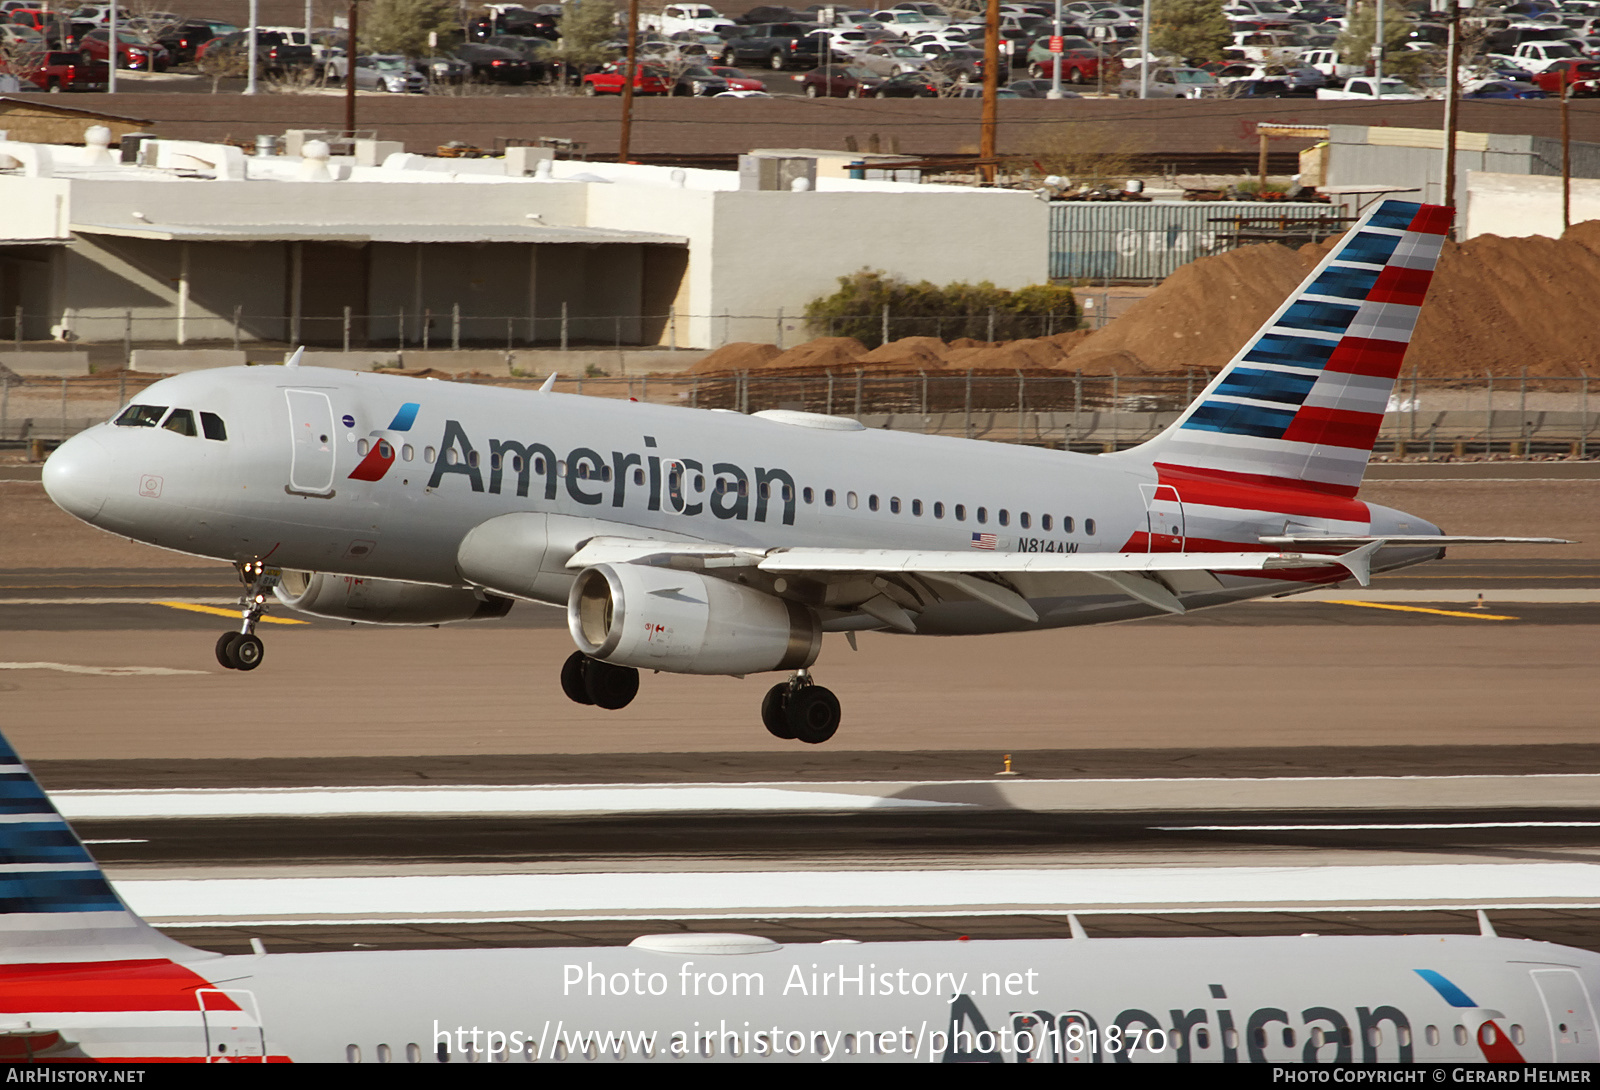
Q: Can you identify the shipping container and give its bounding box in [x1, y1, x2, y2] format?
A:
[1049, 200, 1344, 282]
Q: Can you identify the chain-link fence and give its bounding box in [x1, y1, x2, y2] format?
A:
[4, 368, 1594, 458]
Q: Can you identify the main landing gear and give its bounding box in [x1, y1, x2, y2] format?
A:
[216, 561, 279, 672]
[560, 650, 640, 710]
[761, 669, 841, 745]
[557, 654, 843, 744]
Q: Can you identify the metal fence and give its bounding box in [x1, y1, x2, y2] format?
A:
[3, 308, 1087, 352]
[5, 369, 1594, 458]
[1049, 201, 1350, 283]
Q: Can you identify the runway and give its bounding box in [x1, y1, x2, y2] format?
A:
[3, 469, 1597, 968]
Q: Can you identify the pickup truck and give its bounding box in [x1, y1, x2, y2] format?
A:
[1298, 47, 1361, 81]
[639, 5, 734, 37]
[1495, 41, 1585, 73]
[722, 22, 825, 70]
[1316, 76, 1426, 100]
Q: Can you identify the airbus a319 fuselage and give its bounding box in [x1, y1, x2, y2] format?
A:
[40, 200, 1557, 742]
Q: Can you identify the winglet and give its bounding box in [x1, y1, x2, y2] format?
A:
[1477, 910, 1497, 938]
[538, 372, 557, 393]
[285, 346, 305, 369]
[1067, 913, 1089, 941]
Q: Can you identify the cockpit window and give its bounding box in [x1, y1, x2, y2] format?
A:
[199, 412, 227, 441]
[161, 408, 197, 437]
[114, 404, 167, 427]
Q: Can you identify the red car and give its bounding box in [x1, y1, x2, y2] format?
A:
[1027, 48, 1100, 83]
[1533, 59, 1600, 97]
[79, 27, 168, 70]
[582, 63, 673, 95]
[709, 65, 764, 92]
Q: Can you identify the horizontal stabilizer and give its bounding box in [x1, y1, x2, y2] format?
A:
[1259, 535, 1573, 547]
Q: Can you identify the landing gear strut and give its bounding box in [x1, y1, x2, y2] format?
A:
[559, 650, 640, 710]
[761, 669, 841, 745]
[217, 561, 279, 672]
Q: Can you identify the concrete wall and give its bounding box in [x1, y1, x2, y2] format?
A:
[706, 188, 1049, 346]
[1463, 171, 1600, 240]
[1324, 125, 1600, 211]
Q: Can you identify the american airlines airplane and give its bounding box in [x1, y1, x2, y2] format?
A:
[1, 722, 1597, 1064]
[39, 200, 1558, 744]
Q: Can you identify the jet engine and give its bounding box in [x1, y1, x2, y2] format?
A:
[568, 564, 819, 675]
[274, 570, 513, 625]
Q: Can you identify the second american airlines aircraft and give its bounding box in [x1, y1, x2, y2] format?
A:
[40, 201, 1557, 743]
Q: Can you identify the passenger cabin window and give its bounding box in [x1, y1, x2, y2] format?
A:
[825, 489, 836, 507]
[1062, 516, 1074, 533]
[803, 486, 815, 504]
[976, 507, 988, 524]
[1042, 514, 1052, 531]
[933, 502, 944, 518]
[161, 409, 197, 436]
[868, 494, 879, 512]
[847, 491, 858, 509]
[115, 404, 166, 427]
[1085, 518, 1096, 536]
[998, 509, 1009, 527]
[199, 412, 227, 441]
[954, 504, 966, 521]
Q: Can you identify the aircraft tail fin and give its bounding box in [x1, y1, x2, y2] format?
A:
[0, 728, 203, 965]
[1113, 199, 1450, 497]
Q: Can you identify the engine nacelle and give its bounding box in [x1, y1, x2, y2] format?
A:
[274, 570, 513, 626]
[568, 564, 819, 675]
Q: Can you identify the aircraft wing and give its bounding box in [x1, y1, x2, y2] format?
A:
[566, 536, 1380, 625]
[1260, 535, 1572, 547]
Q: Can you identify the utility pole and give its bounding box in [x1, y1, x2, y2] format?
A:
[618, 0, 639, 162]
[1139, 0, 1150, 99]
[1047, 0, 1062, 99]
[1563, 76, 1573, 235]
[1440, 0, 1460, 222]
[344, 0, 359, 136]
[107, 0, 116, 93]
[1373, 0, 1385, 99]
[979, 0, 1000, 182]
[246, 0, 259, 94]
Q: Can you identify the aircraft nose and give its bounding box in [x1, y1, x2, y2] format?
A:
[42, 431, 112, 523]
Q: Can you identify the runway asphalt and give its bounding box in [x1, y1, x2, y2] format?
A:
[3, 464, 1597, 961]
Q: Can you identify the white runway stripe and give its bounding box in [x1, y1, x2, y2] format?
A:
[115, 863, 1600, 924]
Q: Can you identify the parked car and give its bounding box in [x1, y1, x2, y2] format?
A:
[869, 70, 938, 96]
[1004, 77, 1081, 97]
[1026, 46, 1103, 82]
[415, 55, 470, 85]
[153, 20, 221, 62]
[454, 42, 534, 83]
[25, 47, 107, 90]
[1119, 65, 1219, 97]
[197, 30, 310, 75]
[582, 63, 674, 95]
[325, 53, 427, 93]
[800, 63, 885, 96]
[78, 26, 167, 70]
[707, 64, 764, 90]
[1215, 76, 1314, 97]
[1461, 77, 1547, 98]
[1532, 57, 1600, 94]
[855, 42, 928, 76]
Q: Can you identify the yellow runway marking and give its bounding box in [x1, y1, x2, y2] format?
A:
[152, 601, 309, 625]
[1323, 600, 1519, 621]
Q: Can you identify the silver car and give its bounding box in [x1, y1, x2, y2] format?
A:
[1119, 65, 1219, 98]
[326, 52, 428, 93]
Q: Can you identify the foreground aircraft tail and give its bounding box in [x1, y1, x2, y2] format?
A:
[1116, 199, 1450, 498]
[0, 729, 199, 966]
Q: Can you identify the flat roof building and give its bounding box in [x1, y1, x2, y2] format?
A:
[0, 130, 1047, 352]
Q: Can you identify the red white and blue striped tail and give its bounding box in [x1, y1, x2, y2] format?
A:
[0, 729, 198, 966]
[1117, 199, 1450, 497]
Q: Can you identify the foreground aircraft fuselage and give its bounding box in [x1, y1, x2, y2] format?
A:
[40, 200, 1556, 742]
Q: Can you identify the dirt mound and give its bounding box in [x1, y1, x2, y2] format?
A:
[759, 336, 869, 370]
[1061, 241, 1317, 375]
[687, 341, 782, 374]
[856, 336, 950, 370]
[1061, 224, 1600, 377]
[942, 338, 1071, 371]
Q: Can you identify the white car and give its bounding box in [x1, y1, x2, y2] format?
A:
[867, 10, 947, 37]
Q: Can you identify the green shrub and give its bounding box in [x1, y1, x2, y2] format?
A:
[804, 270, 1077, 348]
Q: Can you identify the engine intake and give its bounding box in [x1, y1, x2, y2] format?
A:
[274, 570, 512, 626]
[569, 564, 819, 675]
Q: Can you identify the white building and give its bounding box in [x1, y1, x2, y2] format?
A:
[0, 129, 1048, 351]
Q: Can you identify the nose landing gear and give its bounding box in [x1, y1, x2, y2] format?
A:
[761, 669, 840, 745]
[217, 562, 280, 672]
